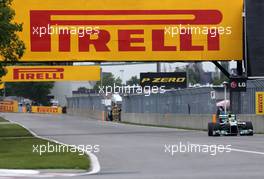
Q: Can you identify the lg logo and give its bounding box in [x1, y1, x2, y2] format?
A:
[230, 81, 237, 88]
[230, 78, 247, 92]
[231, 81, 246, 88]
[238, 82, 247, 88]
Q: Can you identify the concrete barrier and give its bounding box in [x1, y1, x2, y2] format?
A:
[237, 114, 264, 133]
[67, 108, 264, 133]
[121, 113, 264, 133]
[67, 108, 103, 120]
[121, 113, 211, 130]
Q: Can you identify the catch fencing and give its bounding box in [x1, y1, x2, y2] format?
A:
[67, 87, 222, 114]
[67, 80, 264, 115]
[239, 80, 264, 114]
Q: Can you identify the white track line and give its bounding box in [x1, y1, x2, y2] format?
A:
[0, 117, 101, 177]
[230, 148, 264, 155]
[191, 143, 264, 156]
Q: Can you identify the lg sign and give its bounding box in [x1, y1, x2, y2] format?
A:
[30, 10, 221, 52]
[230, 81, 246, 88]
[229, 78, 247, 92]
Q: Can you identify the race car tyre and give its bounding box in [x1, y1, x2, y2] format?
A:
[208, 123, 214, 136]
[246, 121, 254, 136]
[215, 123, 221, 136]
[208, 123, 220, 136]
[230, 126, 238, 136]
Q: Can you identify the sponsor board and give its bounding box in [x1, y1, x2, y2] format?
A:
[256, 92, 264, 115]
[31, 106, 62, 114]
[1, 66, 100, 82]
[9, 0, 243, 61]
[0, 101, 19, 113]
[229, 78, 247, 92]
[140, 72, 187, 89]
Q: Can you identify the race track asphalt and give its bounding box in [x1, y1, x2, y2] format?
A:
[2, 113, 264, 179]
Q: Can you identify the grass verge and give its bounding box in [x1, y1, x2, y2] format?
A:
[0, 123, 90, 170]
[0, 117, 8, 122]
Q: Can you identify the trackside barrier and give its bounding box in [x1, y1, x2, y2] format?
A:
[31, 106, 62, 114]
[0, 100, 19, 113]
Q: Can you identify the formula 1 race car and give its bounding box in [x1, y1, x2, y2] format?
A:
[208, 114, 253, 136]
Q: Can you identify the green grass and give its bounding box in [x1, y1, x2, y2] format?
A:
[0, 117, 8, 122]
[0, 124, 33, 138]
[0, 123, 90, 170]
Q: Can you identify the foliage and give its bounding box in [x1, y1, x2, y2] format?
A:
[126, 75, 140, 86]
[93, 72, 122, 91]
[5, 82, 54, 105]
[0, 0, 25, 77]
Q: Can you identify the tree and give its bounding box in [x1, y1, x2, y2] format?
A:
[0, 0, 25, 77]
[93, 72, 122, 91]
[212, 75, 229, 85]
[126, 75, 139, 85]
[187, 67, 200, 85]
[176, 64, 201, 85]
[77, 87, 88, 93]
[5, 82, 54, 105]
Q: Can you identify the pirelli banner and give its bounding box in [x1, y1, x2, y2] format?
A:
[1, 66, 100, 82]
[256, 92, 264, 115]
[140, 72, 187, 89]
[9, 0, 243, 62]
[0, 101, 19, 113]
[31, 106, 62, 114]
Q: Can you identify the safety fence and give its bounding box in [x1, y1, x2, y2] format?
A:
[67, 80, 264, 115]
[239, 80, 264, 114]
[67, 87, 222, 115]
[122, 88, 217, 114]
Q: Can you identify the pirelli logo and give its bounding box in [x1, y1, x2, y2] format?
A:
[37, 107, 59, 113]
[256, 92, 264, 115]
[0, 100, 18, 113]
[11, 0, 243, 61]
[13, 68, 64, 80]
[0, 105, 14, 112]
[259, 95, 263, 113]
[1, 66, 100, 82]
[31, 106, 62, 114]
[30, 10, 222, 52]
[140, 72, 187, 89]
